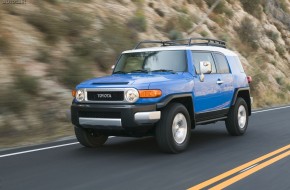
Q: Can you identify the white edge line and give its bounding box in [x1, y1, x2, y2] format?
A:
[0, 142, 79, 158]
[252, 105, 290, 114]
[0, 136, 114, 158]
[1, 105, 290, 158]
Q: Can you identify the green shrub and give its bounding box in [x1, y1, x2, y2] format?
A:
[240, 0, 264, 19]
[237, 17, 259, 49]
[275, 77, 284, 85]
[0, 88, 27, 114]
[200, 30, 209, 37]
[0, 37, 10, 54]
[154, 8, 165, 17]
[178, 15, 193, 31]
[168, 30, 183, 40]
[13, 69, 40, 95]
[101, 19, 137, 55]
[276, 45, 285, 56]
[270, 60, 277, 66]
[26, 8, 91, 43]
[63, 10, 92, 37]
[173, 6, 188, 14]
[165, 15, 193, 32]
[55, 58, 93, 89]
[193, 0, 204, 8]
[287, 84, 290, 92]
[266, 31, 279, 42]
[213, 0, 226, 13]
[127, 11, 147, 32]
[210, 14, 227, 26]
[26, 9, 65, 43]
[251, 69, 268, 85]
[36, 49, 51, 64]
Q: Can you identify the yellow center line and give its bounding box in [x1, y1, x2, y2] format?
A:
[209, 150, 290, 189]
[188, 144, 290, 190]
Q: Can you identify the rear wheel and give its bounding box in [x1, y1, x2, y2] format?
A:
[155, 103, 191, 153]
[74, 127, 108, 148]
[226, 98, 249, 136]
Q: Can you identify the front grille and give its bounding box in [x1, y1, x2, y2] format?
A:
[79, 111, 121, 119]
[87, 91, 124, 101]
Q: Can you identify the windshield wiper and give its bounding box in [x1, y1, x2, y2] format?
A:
[130, 69, 149, 73]
[113, 71, 127, 74]
[151, 69, 176, 73]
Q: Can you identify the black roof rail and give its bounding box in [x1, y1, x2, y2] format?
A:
[188, 38, 226, 48]
[134, 38, 226, 49]
[134, 40, 166, 49]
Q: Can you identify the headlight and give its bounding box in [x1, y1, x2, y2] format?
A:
[125, 89, 139, 103]
[76, 89, 85, 102]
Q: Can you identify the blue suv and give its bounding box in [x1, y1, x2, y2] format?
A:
[71, 38, 252, 153]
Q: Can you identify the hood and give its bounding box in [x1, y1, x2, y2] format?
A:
[77, 73, 186, 88]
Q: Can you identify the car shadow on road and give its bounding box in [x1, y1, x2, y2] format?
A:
[71, 123, 235, 156]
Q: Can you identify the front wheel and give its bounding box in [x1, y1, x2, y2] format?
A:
[155, 103, 191, 153]
[226, 98, 249, 136]
[74, 127, 108, 148]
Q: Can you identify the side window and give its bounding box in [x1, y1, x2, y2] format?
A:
[214, 53, 230, 74]
[192, 52, 217, 74]
[234, 56, 245, 73]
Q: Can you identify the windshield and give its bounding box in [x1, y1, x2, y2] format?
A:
[113, 50, 187, 73]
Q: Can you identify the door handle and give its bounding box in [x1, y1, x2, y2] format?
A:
[217, 80, 224, 84]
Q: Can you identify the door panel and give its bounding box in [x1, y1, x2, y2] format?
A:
[194, 74, 224, 113]
[218, 73, 234, 108]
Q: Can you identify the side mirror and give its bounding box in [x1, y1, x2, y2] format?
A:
[199, 61, 212, 82]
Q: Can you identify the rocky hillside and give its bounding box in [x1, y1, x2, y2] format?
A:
[0, 0, 289, 148]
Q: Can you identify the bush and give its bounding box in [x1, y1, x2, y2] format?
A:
[266, 30, 279, 42]
[240, 0, 264, 19]
[100, 19, 137, 56]
[0, 88, 27, 114]
[127, 11, 147, 32]
[276, 45, 285, 56]
[26, 8, 92, 43]
[26, 9, 65, 43]
[237, 17, 259, 49]
[168, 30, 183, 40]
[63, 10, 92, 37]
[154, 8, 165, 17]
[55, 58, 93, 89]
[200, 30, 209, 37]
[275, 77, 284, 85]
[193, 0, 204, 8]
[165, 15, 193, 32]
[36, 49, 51, 64]
[13, 69, 40, 95]
[0, 37, 10, 54]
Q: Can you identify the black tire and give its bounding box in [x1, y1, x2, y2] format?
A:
[74, 127, 108, 148]
[226, 98, 249, 136]
[155, 103, 191, 153]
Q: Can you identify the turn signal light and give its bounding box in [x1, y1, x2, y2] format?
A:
[72, 90, 76, 97]
[138, 90, 162, 98]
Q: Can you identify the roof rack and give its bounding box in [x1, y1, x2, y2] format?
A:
[134, 38, 226, 49]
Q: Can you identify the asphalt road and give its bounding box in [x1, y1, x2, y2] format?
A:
[0, 106, 290, 190]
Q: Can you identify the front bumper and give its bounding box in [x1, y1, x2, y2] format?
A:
[71, 103, 160, 130]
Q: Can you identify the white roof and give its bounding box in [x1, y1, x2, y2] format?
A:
[123, 45, 237, 56]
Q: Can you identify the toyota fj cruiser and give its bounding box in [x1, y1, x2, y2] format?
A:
[71, 38, 252, 153]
